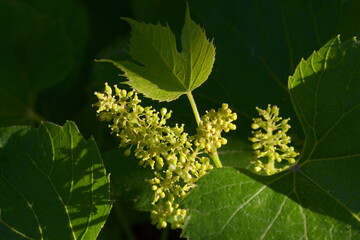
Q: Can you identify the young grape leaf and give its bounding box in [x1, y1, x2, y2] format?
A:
[99, 6, 215, 102]
[181, 37, 360, 239]
[0, 121, 112, 239]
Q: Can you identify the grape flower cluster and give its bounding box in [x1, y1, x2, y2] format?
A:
[249, 105, 299, 175]
[94, 83, 237, 229]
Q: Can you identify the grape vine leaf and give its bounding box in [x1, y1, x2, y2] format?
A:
[181, 37, 360, 239]
[98, 6, 215, 102]
[187, 0, 360, 139]
[0, 121, 112, 239]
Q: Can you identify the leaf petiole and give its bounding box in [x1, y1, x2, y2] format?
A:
[186, 92, 201, 126]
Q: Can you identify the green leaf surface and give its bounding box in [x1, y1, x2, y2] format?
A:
[0, 121, 112, 239]
[289, 36, 360, 215]
[181, 37, 360, 239]
[183, 168, 360, 239]
[188, 0, 360, 139]
[218, 138, 253, 169]
[100, 6, 215, 102]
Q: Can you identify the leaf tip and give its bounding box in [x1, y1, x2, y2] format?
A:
[120, 17, 134, 24]
[184, 1, 196, 28]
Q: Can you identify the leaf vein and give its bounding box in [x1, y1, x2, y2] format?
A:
[14, 125, 76, 239]
[140, 25, 187, 90]
[300, 171, 360, 223]
[0, 175, 43, 239]
[219, 185, 267, 234]
[294, 173, 308, 240]
[309, 152, 360, 162]
[43, 124, 56, 176]
[259, 196, 288, 240]
[0, 217, 35, 240]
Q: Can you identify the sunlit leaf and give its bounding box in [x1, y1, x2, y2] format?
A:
[99, 6, 215, 102]
[0, 122, 112, 239]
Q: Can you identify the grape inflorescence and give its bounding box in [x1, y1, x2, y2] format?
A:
[94, 83, 237, 229]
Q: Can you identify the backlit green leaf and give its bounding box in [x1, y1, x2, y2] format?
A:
[99, 6, 215, 102]
[181, 37, 360, 239]
[0, 121, 112, 239]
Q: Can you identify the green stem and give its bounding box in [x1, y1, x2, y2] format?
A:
[186, 92, 223, 168]
[210, 150, 223, 168]
[186, 92, 201, 126]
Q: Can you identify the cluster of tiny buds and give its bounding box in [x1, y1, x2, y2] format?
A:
[194, 103, 237, 154]
[249, 105, 299, 175]
[94, 83, 236, 229]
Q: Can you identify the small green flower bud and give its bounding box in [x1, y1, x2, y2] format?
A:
[157, 221, 167, 229]
[288, 158, 296, 164]
[138, 106, 144, 113]
[249, 137, 258, 142]
[124, 148, 131, 156]
[165, 112, 172, 119]
[179, 155, 186, 163]
[104, 83, 112, 94]
[231, 113, 237, 121]
[127, 91, 134, 97]
[161, 108, 167, 116]
[252, 142, 261, 150]
[271, 105, 279, 116]
[120, 89, 127, 97]
[94, 92, 103, 100]
[160, 192, 166, 198]
[254, 166, 262, 172]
